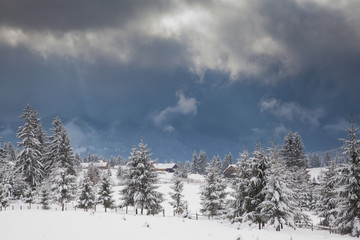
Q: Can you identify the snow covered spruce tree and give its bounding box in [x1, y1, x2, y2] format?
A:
[169, 176, 188, 216]
[198, 150, 208, 175]
[317, 158, 338, 227]
[336, 120, 360, 236]
[47, 117, 77, 211]
[281, 131, 311, 210]
[259, 145, 298, 231]
[97, 174, 114, 212]
[121, 138, 163, 215]
[49, 162, 77, 211]
[243, 143, 269, 229]
[77, 174, 96, 212]
[227, 150, 251, 223]
[200, 156, 227, 218]
[16, 105, 44, 189]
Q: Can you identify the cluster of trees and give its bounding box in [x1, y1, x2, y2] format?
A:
[0, 105, 166, 215]
[0, 105, 80, 211]
[315, 121, 360, 237]
[191, 151, 233, 175]
[197, 132, 310, 231]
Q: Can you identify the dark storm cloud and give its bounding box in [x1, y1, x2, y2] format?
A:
[1, 0, 359, 82]
[0, 0, 174, 31]
[259, 0, 360, 81]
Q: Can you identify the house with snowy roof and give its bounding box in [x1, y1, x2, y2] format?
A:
[223, 164, 236, 178]
[153, 163, 178, 173]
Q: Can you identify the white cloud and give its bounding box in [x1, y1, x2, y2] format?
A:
[260, 97, 324, 126]
[153, 90, 198, 129]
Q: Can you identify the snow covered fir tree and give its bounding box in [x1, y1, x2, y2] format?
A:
[200, 156, 227, 218]
[227, 150, 251, 223]
[47, 117, 77, 211]
[77, 174, 96, 212]
[335, 120, 360, 236]
[169, 176, 188, 216]
[258, 144, 298, 231]
[16, 105, 44, 189]
[317, 158, 338, 227]
[121, 138, 163, 215]
[97, 174, 114, 212]
[281, 131, 311, 210]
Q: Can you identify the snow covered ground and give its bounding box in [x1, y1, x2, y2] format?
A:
[0, 169, 353, 240]
[0, 209, 353, 240]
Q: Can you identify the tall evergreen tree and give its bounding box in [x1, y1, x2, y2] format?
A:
[16, 105, 44, 188]
[227, 150, 251, 223]
[49, 162, 77, 211]
[200, 157, 227, 218]
[121, 139, 163, 215]
[243, 143, 269, 229]
[169, 176, 188, 216]
[97, 174, 114, 212]
[191, 151, 198, 174]
[259, 145, 298, 231]
[336, 120, 360, 236]
[77, 174, 96, 211]
[47, 117, 77, 211]
[281, 131, 311, 209]
[198, 150, 207, 175]
[317, 159, 338, 227]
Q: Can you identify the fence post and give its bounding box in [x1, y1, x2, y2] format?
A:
[311, 224, 313, 231]
[196, 212, 198, 220]
[20, 206, 22, 210]
[163, 209, 165, 217]
[12, 206, 14, 210]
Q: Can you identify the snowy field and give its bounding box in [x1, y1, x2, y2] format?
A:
[0, 169, 354, 240]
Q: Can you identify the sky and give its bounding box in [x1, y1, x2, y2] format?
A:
[1, 0, 360, 162]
